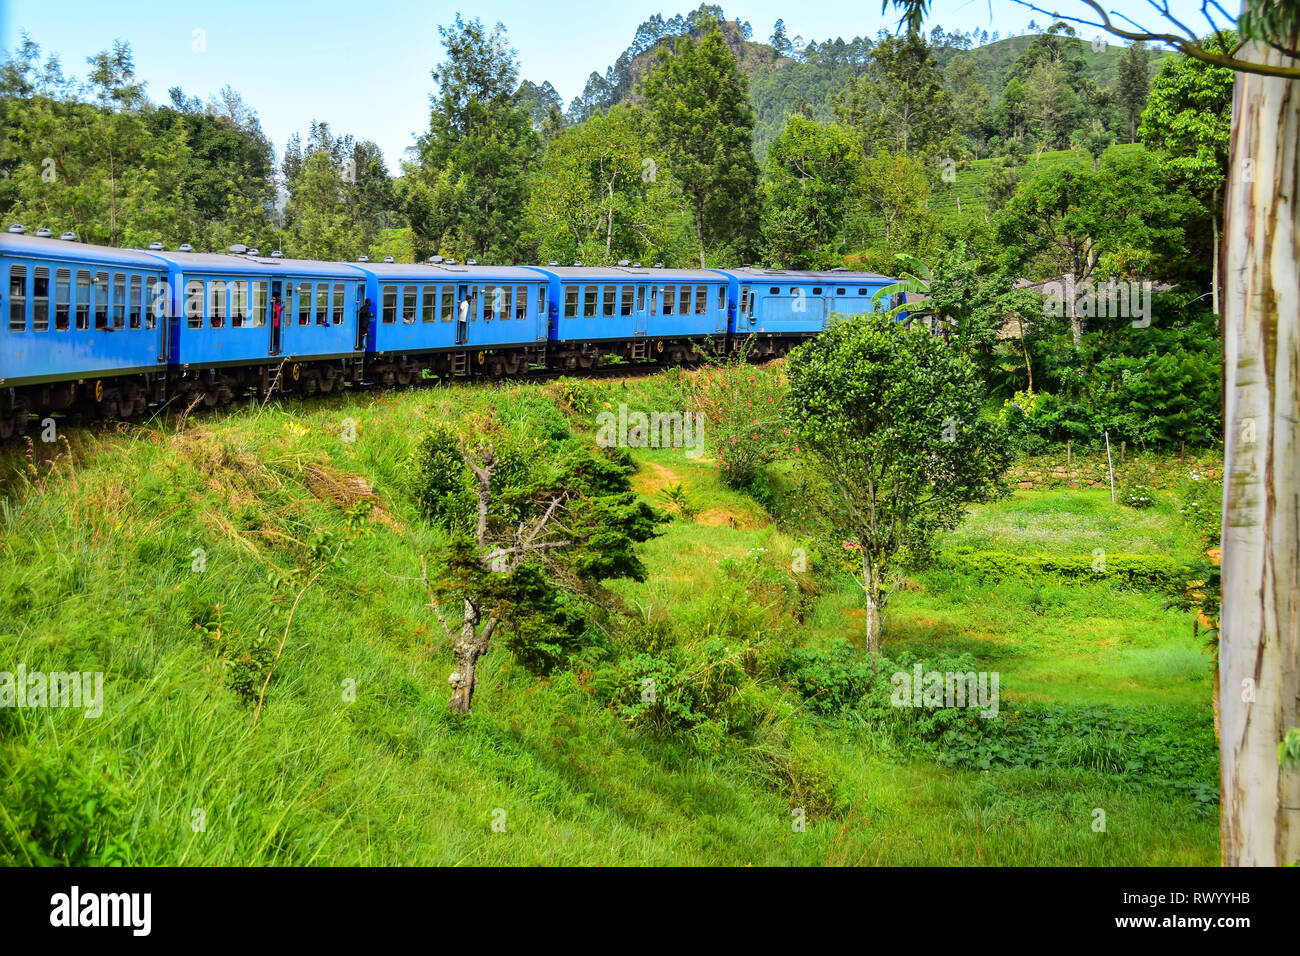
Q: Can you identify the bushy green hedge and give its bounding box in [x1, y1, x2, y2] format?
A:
[938, 547, 1192, 592]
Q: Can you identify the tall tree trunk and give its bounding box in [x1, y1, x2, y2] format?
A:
[1219, 39, 1300, 868]
[863, 554, 883, 654]
[694, 197, 706, 269]
[1212, 189, 1221, 321]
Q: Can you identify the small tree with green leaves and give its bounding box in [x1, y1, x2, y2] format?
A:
[415, 426, 664, 714]
[785, 314, 1012, 652]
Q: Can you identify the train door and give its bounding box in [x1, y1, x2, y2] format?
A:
[270, 280, 283, 355]
[456, 284, 473, 345]
[634, 284, 648, 335]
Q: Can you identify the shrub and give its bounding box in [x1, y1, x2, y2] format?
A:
[939, 547, 1192, 592]
[1120, 483, 1155, 509]
[690, 357, 789, 488]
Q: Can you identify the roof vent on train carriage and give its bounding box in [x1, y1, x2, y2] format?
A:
[383, 255, 395, 263]
[148, 241, 165, 251]
[547, 260, 559, 266]
[35, 228, 53, 238]
[632, 262, 641, 268]
[428, 255, 444, 264]
[573, 260, 583, 267]
[228, 244, 248, 254]
[357, 255, 370, 262]
[466, 259, 477, 266]
[247, 248, 260, 256]
[178, 243, 194, 252]
[59, 231, 78, 241]
[654, 262, 664, 268]
[7, 224, 26, 234]
[444, 258, 457, 265]
[270, 250, 283, 258]
[617, 259, 630, 267]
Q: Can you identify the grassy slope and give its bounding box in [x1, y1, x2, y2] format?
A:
[0, 372, 1218, 865]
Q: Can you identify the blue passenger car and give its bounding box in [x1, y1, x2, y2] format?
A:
[1, 229, 171, 435]
[144, 247, 367, 401]
[712, 267, 899, 356]
[355, 260, 549, 380]
[527, 265, 728, 368]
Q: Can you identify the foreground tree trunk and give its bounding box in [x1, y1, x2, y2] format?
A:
[1219, 39, 1300, 868]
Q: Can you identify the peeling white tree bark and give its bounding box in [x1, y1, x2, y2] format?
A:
[1219, 39, 1300, 868]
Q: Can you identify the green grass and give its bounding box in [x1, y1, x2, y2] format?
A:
[0, 372, 1219, 865]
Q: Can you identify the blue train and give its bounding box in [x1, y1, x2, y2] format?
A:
[1, 226, 900, 438]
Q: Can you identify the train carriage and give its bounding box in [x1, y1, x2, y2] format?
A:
[1, 228, 171, 436]
[144, 246, 368, 403]
[355, 259, 549, 381]
[712, 267, 900, 357]
[527, 264, 728, 368]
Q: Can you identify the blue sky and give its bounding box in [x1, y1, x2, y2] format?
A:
[2, 1, 1224, 172]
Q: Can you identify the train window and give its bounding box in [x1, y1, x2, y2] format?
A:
[564, 286, 578, 318]
[146, 277, 160, 330]
[836, 288, 846, 296]
[620, 285, 633, 316]
[679, 286, 691, 317]
[661, 285, 674, 315]
[316, 284, 329, 325]
[33, 267, 50, 332]
[695, 287, 707, 315]
[650, 287, 658, 315]
[381, 284, 397, 324]
[94, 272, 109, 329]
[717, 286, 726, 311]
[297, 282, 311, 325]
[812, 287, 822, 295]
[230, 280, 248, 328]
[55, 268, 71, 331]
[186, 279, 204, 328]
[769, 288, 780, 295]
[251, 281, 267, 328]
[208, 280, 226, 328]
[333, 283, 345, 325]
[128, 275, 142, 329]
[77, 271, 91, 330]
[8, 265, 26, 332]
[538, 285, 547, 318]
[112, 273, 126, 329]
[515, 285, 527, 319]
[740, 286, 750, 315]
[423, 285, 436, 323]
[583, 286, 597, 318]
[858, 288, 868, 295]
[403, 285, 418, 323]
[469, 285, 480, 320]
[441, 284, 454, 321]
[602, 286, 615, 318]
[636, 286, 645, 312]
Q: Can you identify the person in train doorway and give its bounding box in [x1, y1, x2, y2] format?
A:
[457, 288, 470, 345]
[270, 293, 283, 354]
[356, 297, 371, 351]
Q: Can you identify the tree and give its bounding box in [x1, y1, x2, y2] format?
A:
[524, 104, 682, 266]
[1115, 41, 1151, 142]
[833, 32, 954, 156]
[763, 116, 863, 263]
[995, 148, 1191, 343]
[771, 19, 792, 56]
[785, 314, 1012, 651]
[414, 429, 663, 714]
[1138, 35, 1235, 315]
[641, 24, 761, 266]
[408, 16, 539, 262]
